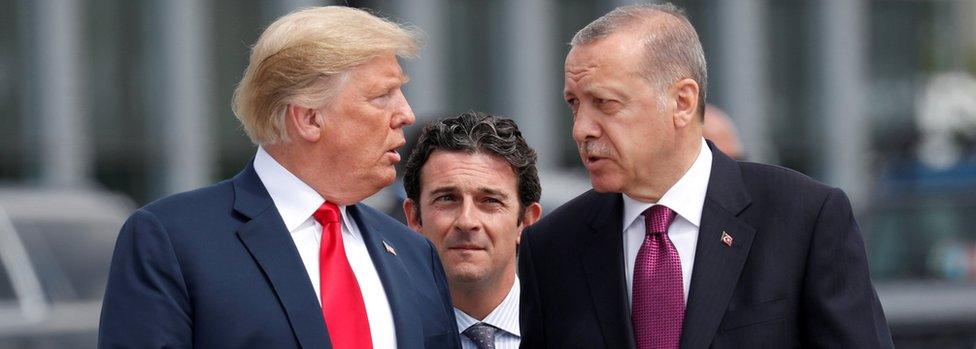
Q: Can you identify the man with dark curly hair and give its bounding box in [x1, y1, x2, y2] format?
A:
[402, 112, 542, 349]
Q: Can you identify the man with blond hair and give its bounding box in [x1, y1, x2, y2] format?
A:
[99, 7, 460, 348]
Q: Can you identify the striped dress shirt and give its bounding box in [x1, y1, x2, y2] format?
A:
[454, 277, 520, 349]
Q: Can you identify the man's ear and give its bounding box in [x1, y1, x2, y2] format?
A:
[403, 199, 422, 231]
[286, 104, 324, 142]
[671, 78, 700, 129]
[516, 202, 543, 244]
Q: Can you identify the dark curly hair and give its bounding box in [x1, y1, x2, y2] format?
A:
[403, 112, 541, 221]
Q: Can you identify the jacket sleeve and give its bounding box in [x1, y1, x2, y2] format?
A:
[800, 187, 893, 348]
[518, 230, 545, 349]
[98, 209, 192, 349]
[428, 238, 463, 349]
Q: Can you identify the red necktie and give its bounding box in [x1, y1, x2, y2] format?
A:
[313, 201, 373, 349]
[632, 205, 683, 349]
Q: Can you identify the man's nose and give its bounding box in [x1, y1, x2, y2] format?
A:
[392, 89, 415, 128]
[453, 200, 481, 233]
[572, 107, 601, 144]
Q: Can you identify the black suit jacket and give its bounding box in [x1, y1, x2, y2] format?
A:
[519, 142, 892, 348]
[99, 162, 461, 348]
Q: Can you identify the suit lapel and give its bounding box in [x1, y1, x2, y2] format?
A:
[579, 193, 637, 349]
[347, 205, 421, 349]
[679, 143, 755, 349]
[232, 163, 331, 349]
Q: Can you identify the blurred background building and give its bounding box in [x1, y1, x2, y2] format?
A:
[1, 0, 975, 347]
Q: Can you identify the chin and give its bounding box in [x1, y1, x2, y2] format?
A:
[588, 175, 624, 193]
[447, 266, 486, 284]
[371, 168, 397, 188]
[379, 175, 396, 188]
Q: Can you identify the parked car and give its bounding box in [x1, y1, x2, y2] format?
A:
[0, 188, 132, 349]
[865, 159, 976, 348]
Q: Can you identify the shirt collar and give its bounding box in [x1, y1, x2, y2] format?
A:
[454, 276, 521, 338]
[253, 146, 327, 232]
[622, 138, 713, 230]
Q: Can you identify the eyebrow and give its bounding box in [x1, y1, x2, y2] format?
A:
[427, 186, 458, 198]
[387, 71, 410, 86]
[479, 187, 510, 200]
[591, 81, 622, 95]
[366, 75, 409, 95]
[569, 83, 626, 101]
[426, 186, 511, 200]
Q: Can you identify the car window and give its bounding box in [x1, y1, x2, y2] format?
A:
[865, 198, 976, 282]
[11, 219, 117, 302]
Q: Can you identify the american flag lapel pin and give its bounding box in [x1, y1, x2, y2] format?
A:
[721, 231, 733, 247]
[383, 240, 397, 256]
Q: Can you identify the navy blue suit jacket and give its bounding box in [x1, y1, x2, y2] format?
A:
[99, 162, 460, 348]
[519, 142, 892, 348]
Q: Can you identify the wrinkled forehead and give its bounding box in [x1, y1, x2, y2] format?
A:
[343, 54, 410, 91]
[564, 51, 645, 96]
[570, 28, 645, 58]
[566, 36, 645, 79]
[355, 54, 407, 79]
[418, 152, 520, 200]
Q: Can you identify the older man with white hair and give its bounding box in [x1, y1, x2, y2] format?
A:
[99, 7, 460, 348]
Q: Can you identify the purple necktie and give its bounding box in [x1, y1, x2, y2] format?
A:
[633, 205, 683, 349]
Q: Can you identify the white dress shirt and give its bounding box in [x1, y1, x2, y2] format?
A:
[623, 138, 712, 305]
[253, 147, 397, 349]
[454, 277, 521, 349]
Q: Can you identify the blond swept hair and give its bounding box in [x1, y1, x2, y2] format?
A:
[232, 6, 422, 145]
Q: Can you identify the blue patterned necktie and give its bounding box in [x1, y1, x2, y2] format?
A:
[463, 322, 497, 349]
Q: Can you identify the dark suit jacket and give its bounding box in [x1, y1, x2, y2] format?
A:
[519, 142, 892, 348]
[99, 162, 461, 348]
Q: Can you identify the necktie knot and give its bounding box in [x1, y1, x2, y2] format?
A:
[644, 205, 677, 235]
[314, 201, 340, 224]
[463, 322, 497, 349]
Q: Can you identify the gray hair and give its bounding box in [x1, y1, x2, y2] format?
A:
[571, 3, 707, 117]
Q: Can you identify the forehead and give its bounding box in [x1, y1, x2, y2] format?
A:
[348, 54, 408, 89]
[419, 151, 518, 194]
[565, 33, 645, 90]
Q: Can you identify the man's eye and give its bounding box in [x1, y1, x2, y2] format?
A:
[370, 90, 394, 106]
[434, 195, 455, 203]
[595, 99, 620, 113]
[567, 98, 580, 118]
[482, 197, 503, 205]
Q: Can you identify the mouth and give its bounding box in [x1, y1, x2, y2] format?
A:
[584, 155, 608, 166]
[448, 244, 484, 252]
[386, 142, 405, 163]
[579, 140, 614, 167]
